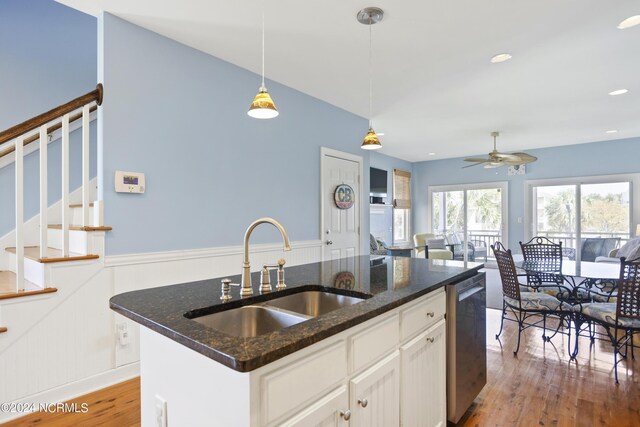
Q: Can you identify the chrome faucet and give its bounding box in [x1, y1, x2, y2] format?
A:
[241, 218, 291, 297]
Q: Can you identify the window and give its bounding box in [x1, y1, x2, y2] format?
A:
[393, 169, 411, 244]
[428, 182, 508, 261]
[526, 174, 640, 261]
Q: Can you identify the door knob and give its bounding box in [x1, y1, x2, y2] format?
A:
[358, 398, 368, 408]
[340, 410, 351, 420]
[426, 337, 435, 343]
[326, 240, 333, 245]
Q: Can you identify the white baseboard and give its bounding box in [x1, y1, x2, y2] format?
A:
[0, 362, 139, 423]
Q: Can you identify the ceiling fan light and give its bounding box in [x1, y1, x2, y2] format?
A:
[247, 87, 279, 119]
[361, 128, 382, 150]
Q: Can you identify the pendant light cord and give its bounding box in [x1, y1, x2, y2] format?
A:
[261, 0, 266, 88]
[368, 15, 373, 129]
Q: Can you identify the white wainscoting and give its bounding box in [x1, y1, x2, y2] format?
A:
[0, 239, 322, 422]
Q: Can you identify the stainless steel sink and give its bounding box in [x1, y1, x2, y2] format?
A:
[189, 290, 368, 338]
[191, 305, 307, 338]
[265, 291, 366, 317]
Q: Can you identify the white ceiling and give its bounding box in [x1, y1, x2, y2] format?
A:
[58, 0, 640, 162]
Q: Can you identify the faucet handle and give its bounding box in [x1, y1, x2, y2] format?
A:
[220, 278, 239, 302]
[260, 265, 272, 294]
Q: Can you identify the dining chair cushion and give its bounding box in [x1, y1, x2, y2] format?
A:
[580, 303, 640, 329]
[505, 292, 573, 312]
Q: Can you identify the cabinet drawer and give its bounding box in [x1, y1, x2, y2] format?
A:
[400, 289, 446, 341]
[261, 340, 347, 425]
[350, 313, 399, 373]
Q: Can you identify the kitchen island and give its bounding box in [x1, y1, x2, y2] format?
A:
[111, 255, 483, 426]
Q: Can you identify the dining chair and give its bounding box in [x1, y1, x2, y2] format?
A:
[519, 236, 568, 297]
[578, 257, 640, 383]
[492, 242, 575, 356]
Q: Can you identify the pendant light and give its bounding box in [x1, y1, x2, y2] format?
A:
[248, 1, 278, 119]
[358, 7, 384, 150]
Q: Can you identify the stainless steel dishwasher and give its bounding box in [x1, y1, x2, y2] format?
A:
[446, 272, 487, 424]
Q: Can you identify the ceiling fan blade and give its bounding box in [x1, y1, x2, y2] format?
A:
[462, 162, 486, 169]
[493, 152, 521, 161]
[463, 158, 492, 163]
[484, 162, 503, 169]
[502, 153, 538, 165]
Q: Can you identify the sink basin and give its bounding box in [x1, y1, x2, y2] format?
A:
[188, 290, 369, 338]
[191, 305, 307, 338]
[264, 291, 367, 317]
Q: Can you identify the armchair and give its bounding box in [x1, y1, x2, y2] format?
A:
[413, 233, 453, 260]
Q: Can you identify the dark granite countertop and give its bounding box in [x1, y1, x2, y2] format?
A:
[110, 255, 483, 372]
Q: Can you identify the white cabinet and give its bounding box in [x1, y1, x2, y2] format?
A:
[280, 386, 349, 427]
[139, 288, 448, 427]
[400, 319, 446, 427]
[349, 351, 400, 427]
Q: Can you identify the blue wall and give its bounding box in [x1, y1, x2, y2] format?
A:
[99, 14, 370, 255]
[0, 0, 97, 236]
[0, 0, 96, 130]
[413, 137, 640, 251]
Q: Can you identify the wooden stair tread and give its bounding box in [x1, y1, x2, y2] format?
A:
[0, 271, 57, 300]
[5, 247, 99, 263]
[48, 224, 112, 231]
[69, 203, 95, 208]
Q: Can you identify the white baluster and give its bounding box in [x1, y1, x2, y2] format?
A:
[15, 136, 25, 292]
[61, 114, 70, 256]
[39, 125, 48, 260]
[82, 105, 90, 227]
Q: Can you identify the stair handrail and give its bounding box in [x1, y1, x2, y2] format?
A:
[0, 83, 102, 147]
[0, 105, 98, 159]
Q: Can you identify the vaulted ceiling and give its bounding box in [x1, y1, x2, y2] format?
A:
[58, 0, 640, 161]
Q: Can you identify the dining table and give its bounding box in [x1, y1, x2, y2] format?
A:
[518, 259, 621, 303]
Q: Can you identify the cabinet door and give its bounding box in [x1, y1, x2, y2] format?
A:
[279, 385, 349, 427]
[349, 351, 400, 427]
[400, 319, 446, 427]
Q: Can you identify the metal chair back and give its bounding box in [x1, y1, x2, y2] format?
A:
[618, 257, 640, 322]
[520, 236, 563, 285]
[491, 242, 521, 301]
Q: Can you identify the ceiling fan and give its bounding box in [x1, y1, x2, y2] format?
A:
[463, 131, 537, 169]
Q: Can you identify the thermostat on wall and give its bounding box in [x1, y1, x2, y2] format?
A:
[115, 171, 145, 193]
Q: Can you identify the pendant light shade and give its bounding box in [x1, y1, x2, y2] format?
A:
[361, 128, 382, 150]
[248, 1, 278, 119]
[248, 85, 279, 119]
[358, 7, 384, 150]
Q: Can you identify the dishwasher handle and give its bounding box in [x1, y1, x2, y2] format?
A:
[459, 285, 484, 301]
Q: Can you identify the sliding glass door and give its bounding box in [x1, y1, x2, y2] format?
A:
[529, 178, 633, 262]
[429, 183, 508, 261]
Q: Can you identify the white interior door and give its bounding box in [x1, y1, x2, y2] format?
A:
[322, 152, 361, 261]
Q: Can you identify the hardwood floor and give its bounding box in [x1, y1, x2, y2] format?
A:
[457, 309, 640, 427]
[2, 378, 140, 427]
[2, 309, 637, 426]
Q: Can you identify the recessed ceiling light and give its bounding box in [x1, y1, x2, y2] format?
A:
[490, 53, 512, 64]
[606, 129, 618, 134]
[609, 89, 629, 96]
[618, 15, 640, 29]
[428, 152, 436, 156]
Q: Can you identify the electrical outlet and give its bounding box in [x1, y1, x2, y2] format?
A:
[155, 395, 167, 427]
[117, 323, 130, 346]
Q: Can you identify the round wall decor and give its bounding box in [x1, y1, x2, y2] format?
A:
[334, 184, 355, 209]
